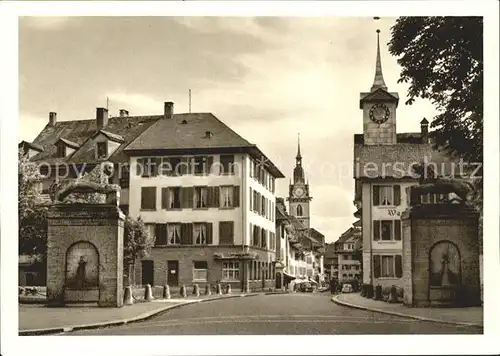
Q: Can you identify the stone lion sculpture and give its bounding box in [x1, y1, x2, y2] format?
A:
[51, 179, 121, 204]
[410, 163, 476, 204]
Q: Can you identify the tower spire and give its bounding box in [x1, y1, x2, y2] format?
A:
[371, 29, 388, 92]
[296, 133, 302, 161]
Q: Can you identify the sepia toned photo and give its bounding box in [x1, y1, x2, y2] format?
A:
[2, 2, 499, 355]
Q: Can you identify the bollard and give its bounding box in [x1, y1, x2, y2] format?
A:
[204, 284, 212, 296]
[144, 284, 153, 302]
[163, 285, 171, 299]
[193, 284, 200, 297]
[216, 283, 222, 295]
[123, 286, 134, 305]
[226, 284, 232, 295]
[180, 284, 187, 298]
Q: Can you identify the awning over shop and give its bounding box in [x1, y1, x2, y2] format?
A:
[283, 271, 296, 280]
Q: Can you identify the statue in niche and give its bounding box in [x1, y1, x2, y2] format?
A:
[430, 241, 460, 286]
[75, 256, 88, 289]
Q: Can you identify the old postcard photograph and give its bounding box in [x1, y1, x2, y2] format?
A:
[1, 1, 499, 355]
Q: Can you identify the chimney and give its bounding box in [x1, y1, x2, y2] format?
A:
[119, 109, 129, 118]
[420, 118, 429, 143]
[96, 107, 109, 131]
[164, 102, 174, 119]
[49, 112, 57, 126]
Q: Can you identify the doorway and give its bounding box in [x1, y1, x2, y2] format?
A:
[141, 260, 154, 286]
[167, 260, 179, 286]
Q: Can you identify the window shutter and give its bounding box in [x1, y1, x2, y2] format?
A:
[373, 186, 380, 205]
[395, 255, 403, 278]
[373, 220, 380, 241]
[207, 156, 214, 175]
[187, 187, 194, 208]
[373, 255, 381, 278]
[136, 158, 143, 176]
[161, 187, 169, 209]
[206, 223, 213, 245]
[394, 185, 401, 206]
[212, 186, 220, 208]
[181, 223, 193, 245]
[233, 185, 240, 207]
[151, 157, 159, 177]
[249, 187, 253, 210]
[180, 187, 187, 209]
[229, 221, 234, 244]
[394, 220, 402, 240]
[249, 223, 253, 246]
[155, 224, 163, 245]
[180, 157, 189, 175]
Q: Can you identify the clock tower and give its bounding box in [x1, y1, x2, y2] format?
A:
[360, 29, 399, 145]
[287, 135, 312, 228]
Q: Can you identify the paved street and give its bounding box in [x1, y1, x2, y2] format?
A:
[67, 293, 482, 335]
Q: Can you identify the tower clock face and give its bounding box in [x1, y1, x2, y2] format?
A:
[294, 187, 305, 197]
[369, 104, 390, 124]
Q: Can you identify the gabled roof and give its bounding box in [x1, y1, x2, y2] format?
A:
[125, 113, 285, 178]
[56, 137, 80, 149]
[359, 88, 399, 108]
[354, 136, 459, 179]
[30, 115, 159, 165]
[18, 140, 44, 152]
[96, 130, 124, 143]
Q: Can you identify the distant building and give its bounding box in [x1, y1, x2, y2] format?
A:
[336, 226, 362, 282]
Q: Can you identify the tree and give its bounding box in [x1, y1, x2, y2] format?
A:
[388, 17, 483, 163]
[389, 17, 483, 249]
[18, 149, 48, 259]
[123, 215, 154, 286]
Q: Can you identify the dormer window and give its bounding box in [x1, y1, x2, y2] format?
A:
[96, 141, 108, 159]
[57, 144, 66, 158]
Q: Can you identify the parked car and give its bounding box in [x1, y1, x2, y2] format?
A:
[300, 282, 314, 293]
[342, 283, 353, 293]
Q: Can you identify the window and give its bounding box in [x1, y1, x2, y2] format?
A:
[249, 187, 253, 210]
[57, 144, 66, 158]
[119, 165, 130, 188]
[194, 223, 207, 245]
[222, 262, 240, 281]
[193, 156, 210, 175]
[373, 255, 403, 279]
[160, 157, 181, 176]
[373, 219, 402, 241]
[96, 141, 108, 159]
[252, 224, 260, 247]
[373, 185, 401, 206]
[145, 224, 155, 244]
[261, 228, 267, 248]
[296, 204, 303, 216]
[219, 221, 234, 245]
[261, 195, 265, 216]
[141, 187, 156, 210]
[194, 186, 208, 208]
[220, 186, 234, 208]
[167, 223, 181, 245]
[154, 224, 168, 245]
[193, 261, 208, 282]
[220, 155, 235, 175]
[168, 187, 181, 209]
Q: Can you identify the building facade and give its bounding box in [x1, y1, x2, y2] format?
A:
[336, 227, 362, 282]
[124, 103, 285, 290]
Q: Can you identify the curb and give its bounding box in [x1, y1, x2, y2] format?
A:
[19, 293, 264, 336]
[331, 295, 483, 328]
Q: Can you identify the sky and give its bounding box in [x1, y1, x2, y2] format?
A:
[19, 16, 439, 243]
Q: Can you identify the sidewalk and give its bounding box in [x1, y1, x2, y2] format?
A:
[332, 293, 483, 327]
[19, 291, 288, 335]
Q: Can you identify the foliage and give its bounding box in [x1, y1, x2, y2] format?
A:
[389, 16, 483, 248]
[388, 17, 483, 163]
[18, 149, 48, 258]
[123, 215, 154, 267]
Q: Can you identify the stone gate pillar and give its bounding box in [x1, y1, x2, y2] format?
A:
[47, 201, 125, 307]
[402, 202, 481, 307]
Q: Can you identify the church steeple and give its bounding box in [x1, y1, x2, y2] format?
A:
[370, 29, 388, 92]
[293, 133, 305, 183]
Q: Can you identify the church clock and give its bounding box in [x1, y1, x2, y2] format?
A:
[369, 103, 390, 124]
[294, 186, 305, 198]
